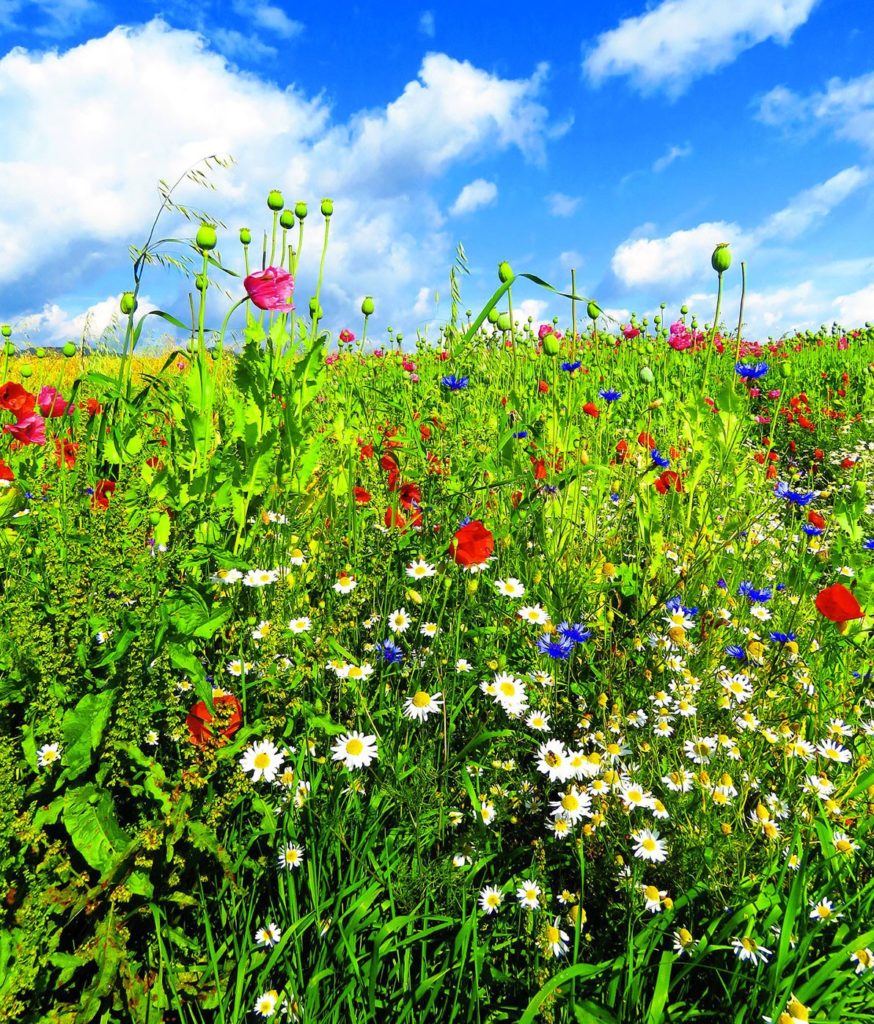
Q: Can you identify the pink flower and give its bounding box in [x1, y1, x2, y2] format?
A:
[339, 328, 355, 344]
[622, 326, 641, 339]
[373, 349, 384, 358]
[3, 413, 46, 445]
[243, 267, 294, 311]
[538, 324, 555, 340]
[38, 386, 69, 418]
[402, 359, 416, 372]
[325, 354, 339, 365]
[767, 389, 781, 399]
[749, 387, 761, 398]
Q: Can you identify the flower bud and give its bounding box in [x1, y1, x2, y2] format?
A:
[680, 305, 688, 315]
[487, 308, 500, 325]
[497, 312, 511, 332]
[120, 291, 137, 315]
[19, 364, 32, 378]
[320, 198, 334, 217]
[542, 333, 560, 356]
[361, 296, 375, 316]
[279, 210, 295, 230]
[497, 261, 513, 283]
[0, 325, 10, 338]
[587, 301, 601, 321]
[3, 341, 14, 356]
[267, 189, 284, 211]
[62, 341, 77, 357]
[711, 242, 731, 274]
[195, 274, 208, 292]
[36, 347, 46, 359]
[239, 228, 252, 245]
[639, 366, 655, 383]
[294, 201, 308, 220]
[195, 223, 217, 251]
[309, 297, 323, 319]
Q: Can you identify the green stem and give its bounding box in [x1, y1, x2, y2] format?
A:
[703, 270, 724, 394]
[311, 216, 331, 345]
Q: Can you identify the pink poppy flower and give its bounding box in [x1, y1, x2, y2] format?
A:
[38, 386, 69, 418]
[3, 413, 46, 445]
[243, 267, 294, 311]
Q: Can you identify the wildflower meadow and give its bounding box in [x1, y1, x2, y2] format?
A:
[1, 169, 873, 1024]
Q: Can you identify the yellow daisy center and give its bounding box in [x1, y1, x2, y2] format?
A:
[412, 691, 431, 708]
[346, 738, 364, 756]
[254, 752, 271, 769]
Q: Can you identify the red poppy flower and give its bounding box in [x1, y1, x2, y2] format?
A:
[531, 457, 548, 480]
[815, 583, 864, 624]
[637, 432, 655, 449]
[538, 380, 549, 394]
[244, 267, 294, 311]
[186, 693, 242, 747]
[582, 402, 600, 418]
[654, 470, 682, 494]
[54, 438, 79, 470]
[399, 482, 421, 509]
[353, 486, 371, 504]
[449, 520, 494, 566]
[808, 510, 826, 530]
[3, 413, 46, 445]
[359, 442, 375, 460]
[0, 382, 36, 420]
[92, 479, 116, 509]
[0, 458, 13, 481]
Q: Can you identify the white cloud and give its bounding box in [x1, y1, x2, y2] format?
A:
[756, 71, 874, 150]
[584, 0, 819, 95]
[413, 285, 436, 317]
[546, 192, 581, 217]
[833, 282, 874, 326]
[510, 298, 548, 325]
[0, 22, 562, 343]
[611, 166, 868, 288]
[449, 179, 497, 216]
[419, 10, 435, 37]
[652, 142, 692, 173]
[245, 3, 304, 38]
[15, 293, 157, 343]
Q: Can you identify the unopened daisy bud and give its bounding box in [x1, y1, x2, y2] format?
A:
[320, 198, 334, 217]
[294, 201, 308, 220]
[711, 242, 731, 274]
[498, 261, 514, 283]
[721, 822, 732, 835]
[120, 291, 137, 315]
[280, 209, 295, 229]
[239, 227, 252, 245]
[267, 189, 284, 211]
[406, 588, 423, 606]
[361, 296, 375, 316]
[195, 223, 217, 251]
[587, 301, 601, 321]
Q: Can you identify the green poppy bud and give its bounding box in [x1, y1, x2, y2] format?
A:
[19, 364, 32, 378]
[587, 301, 601, 321]
[195, 274, 208, 292]
[62, 341, 77, 357]
[779, 362, 792, 379]
[195, 223, 217, 251]
[36, 347, 46, 359]
[361, 296, 375, 316]
[487, 308, 500, 325]
[267, 189, 284, 211]
[396, 333, 403, 344]
[320, 198, 334, 217]
[3, 341, 14, 356]
[639, 366, 655, 383]
[309, 297, 322, 319]
[279, 210, 294, 230]
[680, 305, 688, 315]
[294, 201, 308, 220]
[120, 292, 137, 315]
[497, 312, 511, 332]
[0, 325, 10, 338]
[497, 261, 514, 283]
[240, 227, 252, 245]
[542, 333, 560, 356]
[711, 242, 731, 274]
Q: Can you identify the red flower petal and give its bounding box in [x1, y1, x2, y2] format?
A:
[815, 583, 864, 623]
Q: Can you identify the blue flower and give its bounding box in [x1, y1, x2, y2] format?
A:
[561, 360, 582, 373]
[803, 524, 824, 536]
[651, 449, 670, 469]
[513, 431, 528, 439]
[749, 587, 772, 602]
[864, 538, 874, 550]
[717, 579, 727, 590]
[725, 645, 747, 661]
[441, 375, 469, 390]
[610, 493, 620, 503]
[735, 362, 769, 379]
[769, 631, 797, 643]
[776, 583, 786, 591]
[557, 622, 592, 644]
[737, 581, 753, 597]
[536, 634, 575, 659]
[666, 595, 697, 617]
[376, 639, 404, 664]
[598, 389, 622, 402]
[774, 480, 816, 506]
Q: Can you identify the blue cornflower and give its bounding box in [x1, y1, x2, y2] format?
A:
[536, 634, 574, 660]
[749, 587, 772, 602]
[737, 581, 754, 597]
[803, 524, 824, 536]
[610, 493, 620, 503]
[769, 631, 797, 643]
[441, 374, 469, 390]
[557, 622, 592, 644]
[666, 595, 698, 617]
[376, 639, 404, 664]
[717, 579, 727, 589]
[561, 360, 582, 372]
[598, 389, 622, 402]
[735, 362, 769, 379]
[513, 431, 528, 439]
[651, 449, 670, 469]
[776, 583, 786, 591]
[725, 645, 747, 661]
[774, 480, 816, 506]
[864, 538, 874, 550]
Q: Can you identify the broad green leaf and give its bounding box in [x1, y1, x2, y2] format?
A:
[62, 784, 132, 875]
[61, 691, 116, 779]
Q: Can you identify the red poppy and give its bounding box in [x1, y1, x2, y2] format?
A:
[419, 424, 431, 441]
[186, 693, 243, 747]
[538, 380, 549, 394]
[582, 402, 600, 418]
[385, 505, 421, 531]
[359, 442, 374, 460]
[0, 458, 13, 481]
[398, 482, 421, 509]
[0, 382, 36, 420]
[531, 457, 548, 480]
[3, 413, 46, 445]
[815, 583, 864, 624]
[637, 432, 655, 449]
[54, 437, 79, 470]
[92, 479, 116, 509]
[449, 520, 494, 566]
[84, 398, 102, 417]
[808, 510, 826, 530]
[654, 470, 682, 494]
[353, 486, 371, 504]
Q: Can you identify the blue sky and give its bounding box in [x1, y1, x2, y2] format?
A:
[0, 0, 872, 346]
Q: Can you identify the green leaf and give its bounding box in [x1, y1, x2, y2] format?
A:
[61, 691, 116, 779]
[62, 784, 133, 874]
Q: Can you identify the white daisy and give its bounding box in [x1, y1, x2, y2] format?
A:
[37, 743, 62, 768]
[277, 843, 305, 870]
[253, 990, 280, 1018]
[288, 616, 312, 634]
[331, 731, 378, 770]
[243, 568, 278, 587]
[333, 575, 357, 594]
[406, 558, 436, 579]
[240, 740, 284, 783]
[210, 567, 243, 585]
[455, 658, 473, 673]
[387, 608, 411, 634]
[525, 710, 551, 731]
[403, 690, 443, 722]
[479, 885, 503, 915]
[495, 577, 526, 598]
[254, 922, 282, 947]
[516, 879, 542, 909]
[631, 828, 668, 863]
[518, 604, 550, 625]
[545, 917, 570, 957]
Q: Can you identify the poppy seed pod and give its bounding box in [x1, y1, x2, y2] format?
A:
[1, 325, 10, 338]
[587, 301, 601, 321]
[239, 228, 252, 245]
[498, 261, 514, 283]
[497, 312, 511, 332]
[294, 201, 308, 220]
[542, 333, 560, 356]
[711, 243, 731, 274]
[62, 342, 77, 357]
[19, 364, 32, 378]
[487, 308, 500, 325]
[120, 292, 137, 315]
[267, 189, 284, 211]
[3, 341, 14, 356]
[309, 297, 323, 319]
[639, 366, 655, 383]
[320, 198, 334, 217]
[195, 274, 208, 292]
[361, 296, 375, 316]
[279, 210, 295, 229]
[195, 224, 217, 251]
[36, 347, 46, 358]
